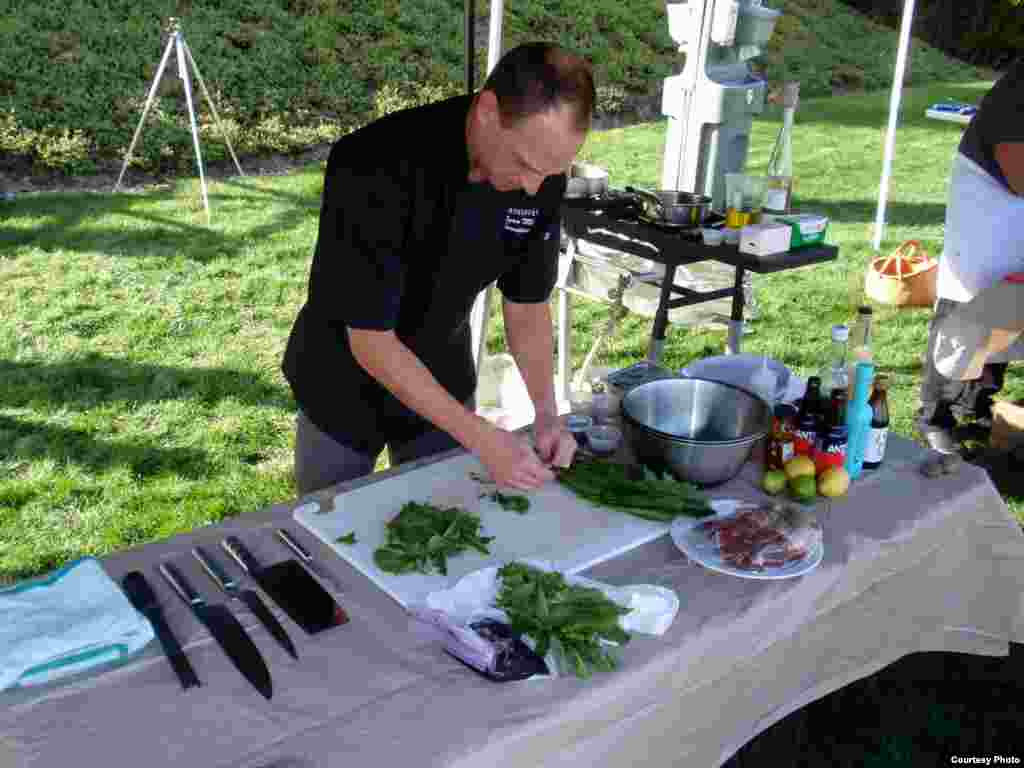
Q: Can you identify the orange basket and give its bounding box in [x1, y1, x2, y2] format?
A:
[864, 240, 938, 308]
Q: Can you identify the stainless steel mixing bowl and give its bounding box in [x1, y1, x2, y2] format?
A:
[621, 377, 772, 486]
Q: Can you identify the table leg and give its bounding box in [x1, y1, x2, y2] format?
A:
[648, 263, 678, 364]
[557, 287, 572, 405]
[727, 266, 745, 355]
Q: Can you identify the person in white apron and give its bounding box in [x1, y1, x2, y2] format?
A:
[917, 58, 1024, 454]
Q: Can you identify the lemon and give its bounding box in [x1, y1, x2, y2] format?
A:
[783, 456, 816, 482]
[790, 474, 818, 501]
[762, 469, 787, 495]
[818, 467, 851, 498]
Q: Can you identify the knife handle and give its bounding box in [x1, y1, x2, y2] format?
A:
[222, 535, 261, 575]
[192, 546, 237, 592]
[159, 561, 202, 607]
[276, 529, 312, 563]
[121, 570, 159, 612]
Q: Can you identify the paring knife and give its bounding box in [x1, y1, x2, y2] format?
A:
[121, 570, 200, 691]
[275, 528, 347, 594]
[222, 535, 349, 636]
[158, 561, 273, 700]
[192, 545, 299, 661]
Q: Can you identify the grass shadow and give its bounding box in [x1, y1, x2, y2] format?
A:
[795, 198, 947, 228]
[1, 354, 295, 412]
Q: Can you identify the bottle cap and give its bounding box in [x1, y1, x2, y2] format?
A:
[831, 324, 849, 342]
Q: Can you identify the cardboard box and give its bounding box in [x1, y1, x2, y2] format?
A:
[739, 223, 791, 257]
[773, 213, 829, 248]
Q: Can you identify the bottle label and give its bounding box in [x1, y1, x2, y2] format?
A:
[864, 427, 888, 464]
[793, 427, 816, 456]
[764, 188, 788, 212]
[814, 428, 848, 474]
[780, 441, 795, 464]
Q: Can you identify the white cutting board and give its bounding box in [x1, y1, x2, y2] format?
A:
[293, 453, 670, 608]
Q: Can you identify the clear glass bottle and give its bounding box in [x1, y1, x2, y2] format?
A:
[847, 305, 873, 398]
[820, 323, 850, 397]
[764, 81, 799, 216]
[863, 374, 890, 470]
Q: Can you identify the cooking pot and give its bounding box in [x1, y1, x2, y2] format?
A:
[566, 163, 609, 198]
[626, 187, 712, 228]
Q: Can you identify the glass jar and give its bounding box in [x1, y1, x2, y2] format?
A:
[766, 403, 798, 470]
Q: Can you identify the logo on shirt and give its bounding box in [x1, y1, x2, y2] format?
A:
[504, 207, 538, 236]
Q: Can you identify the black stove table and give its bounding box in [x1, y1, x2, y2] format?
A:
[560, 192, 839, 361]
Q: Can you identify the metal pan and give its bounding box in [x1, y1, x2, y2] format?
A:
[566, 162, 609, 198]
[626, 186, 712, 228]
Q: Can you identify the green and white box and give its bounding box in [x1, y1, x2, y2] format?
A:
[774, 213, 829, 248]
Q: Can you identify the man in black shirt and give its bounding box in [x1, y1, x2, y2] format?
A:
[917, 58, 1024, 454]
[283, 43, 593, 493]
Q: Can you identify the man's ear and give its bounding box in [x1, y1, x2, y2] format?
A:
[476, 90, 501, 128]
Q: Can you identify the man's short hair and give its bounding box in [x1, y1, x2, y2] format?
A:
[483, 42, 595, 133]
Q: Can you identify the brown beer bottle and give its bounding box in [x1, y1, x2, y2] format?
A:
[863, 375, 890, 470]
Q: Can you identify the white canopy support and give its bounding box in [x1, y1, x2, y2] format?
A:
[469, 0, 506, 373]
[873, 0, 917, 251]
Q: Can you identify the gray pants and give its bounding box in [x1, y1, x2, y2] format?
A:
[916, 298, 1006, 431]
[293, 408, 468, 496]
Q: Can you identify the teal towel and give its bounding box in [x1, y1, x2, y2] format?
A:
[0, 557, 155, 691]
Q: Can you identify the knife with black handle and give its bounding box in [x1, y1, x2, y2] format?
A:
[275, 528, 348, 594]
[121, 570, 201, 691]
[159, 561, 273, 700]
[192, 545, 298, 661]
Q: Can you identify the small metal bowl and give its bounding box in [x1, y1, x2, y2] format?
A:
[586, 424, 623, 455]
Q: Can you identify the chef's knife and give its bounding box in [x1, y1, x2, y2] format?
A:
[121, 570, 200, 691]
[192, 546, 299, 661]
[275, 528, 347, 594]
[222, 535, 349, 635]
[158, 561, 273, 700]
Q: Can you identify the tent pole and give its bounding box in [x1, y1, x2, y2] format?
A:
[873, 0, 917, 251]
[465, 0, 475, 95]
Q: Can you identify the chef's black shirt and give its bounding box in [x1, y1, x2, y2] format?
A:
[282, 94, 566, 453]
[959, 57, 1024, 192]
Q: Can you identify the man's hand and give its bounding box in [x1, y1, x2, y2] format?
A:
[474, 428, 555, 490]
[534, 413, 577, 469]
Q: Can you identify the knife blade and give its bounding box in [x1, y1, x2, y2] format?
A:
[192, 546, 298, 661]
[121, 570, 200, 691]
[275, 528, 348, 594]
[222, 535, 349, 635]
[158, 561, 273, 700]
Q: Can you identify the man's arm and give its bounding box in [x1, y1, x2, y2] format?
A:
[995, 142, 1024, 196]
[502, 298, 576, 467]
[348, 328, 555, 489]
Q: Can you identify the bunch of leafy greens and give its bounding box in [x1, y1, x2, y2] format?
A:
[373, 501, 494, 576]
[557, 461, 712, 522]
[494, 562, 630, 679]
[482, 491, 530, 514]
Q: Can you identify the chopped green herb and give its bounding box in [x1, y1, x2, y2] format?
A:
[373, 501, 494, 576]
[557, 461, 712, 522]
[494, 562, 630, 679]
[481, 490, 530, 514]
[336, 531, 357, 545]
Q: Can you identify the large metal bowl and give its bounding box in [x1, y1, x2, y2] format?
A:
[621, 377, 771, 486]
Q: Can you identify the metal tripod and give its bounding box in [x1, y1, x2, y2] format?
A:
[114, 19, 244, 222]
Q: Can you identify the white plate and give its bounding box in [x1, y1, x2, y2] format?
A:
[680, 354, 791, 405]
[670, 499, 823, 580]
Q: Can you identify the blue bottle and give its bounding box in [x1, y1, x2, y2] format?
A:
[844, 362, 875, 480]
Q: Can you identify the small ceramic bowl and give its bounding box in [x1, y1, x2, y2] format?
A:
[586, 424, 623, 455]
[702, 228, 724, 246]
[565, 413, 593, 444]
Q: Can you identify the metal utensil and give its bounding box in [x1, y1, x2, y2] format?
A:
[158, 561, 273, 700]
[192, 546, 298, 661]
[222, 536, 349, 636]
[621, 377, 771, 486]
[121, 570, 200, 691]
[626, 186, 711, 227]
[275, 528, 347, 595]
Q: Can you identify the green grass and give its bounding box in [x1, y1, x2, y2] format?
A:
[1, 78, 1021, 580]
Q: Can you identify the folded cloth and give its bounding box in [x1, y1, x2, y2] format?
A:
[0, 557, 155, 691]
